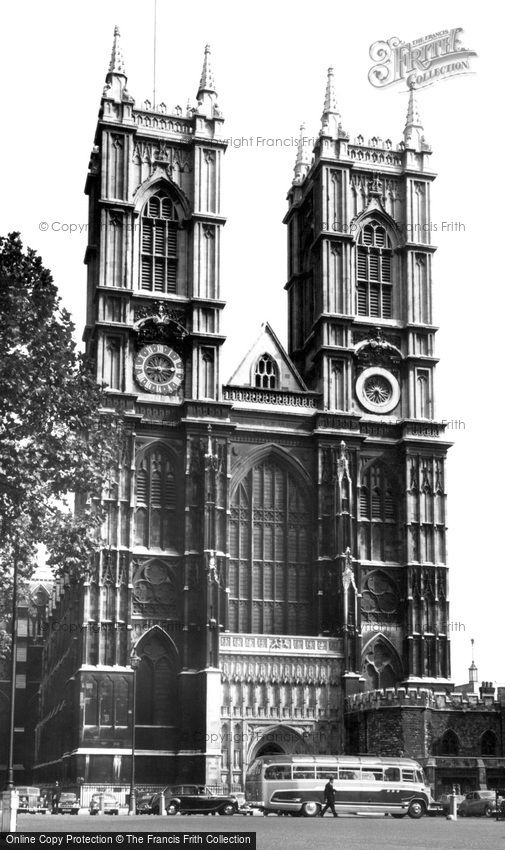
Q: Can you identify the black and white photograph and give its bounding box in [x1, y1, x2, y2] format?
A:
[0, 2, 502, 848]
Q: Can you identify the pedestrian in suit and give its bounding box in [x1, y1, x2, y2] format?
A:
[320, 776, 338, 817]
[51, 782, 60, 814]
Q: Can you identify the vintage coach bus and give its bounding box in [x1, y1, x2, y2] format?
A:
[245, 755, 431, 818]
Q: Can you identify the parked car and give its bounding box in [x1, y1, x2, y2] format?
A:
[16, 787, 48, 814]
[437, 792, 465, 815]
[458, 790, 503, 817]
[89, 793, 119, 815]
[136, 791, 157, 815]
[155, 785, 239, 816]
[56, 792, 80, 815]
[231, 792, 254, 816]
[426, 799, 445, 816]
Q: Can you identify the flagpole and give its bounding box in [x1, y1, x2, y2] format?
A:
[153, 0, 157, 107]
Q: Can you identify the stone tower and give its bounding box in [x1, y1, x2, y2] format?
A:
[37, 28, 229, 785]
[284, 74, 452, 691]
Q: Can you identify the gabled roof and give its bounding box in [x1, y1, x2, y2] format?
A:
[227, 322, 308, 392]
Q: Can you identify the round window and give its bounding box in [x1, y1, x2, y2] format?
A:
[356, 367, 400, 414]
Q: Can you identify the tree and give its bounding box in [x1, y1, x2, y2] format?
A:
[0, 232, 121, 633]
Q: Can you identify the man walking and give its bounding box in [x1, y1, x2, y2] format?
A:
[51, 781, 60, 815]
[320, 776, 338, 817]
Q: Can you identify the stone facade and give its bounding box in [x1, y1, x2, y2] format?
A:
[28, 29, 498, 794]
[345, 685, 505, 795]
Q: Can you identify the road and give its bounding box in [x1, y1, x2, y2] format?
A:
[5, 813, 504, 850]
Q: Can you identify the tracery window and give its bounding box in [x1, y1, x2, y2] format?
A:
[438, 730, 460, 756]
[140, 193, 178, 293]
[229, 459, 311, 634]
[84, 676, 129, 728]
[135, 447, 176, 549]
[254, 354, 278, 389]
[356, 222, 393, 318]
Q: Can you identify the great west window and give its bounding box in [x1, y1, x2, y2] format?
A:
[229, 459, 311, 634]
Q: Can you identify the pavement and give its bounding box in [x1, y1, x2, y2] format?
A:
[5, 813, 505, 850]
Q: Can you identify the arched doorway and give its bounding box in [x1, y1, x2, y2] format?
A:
[248, 725, 309, 768]
[256, 742, 284, 758]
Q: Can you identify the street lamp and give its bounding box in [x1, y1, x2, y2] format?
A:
[1, 552, 19, 833]
[128, 651, 140, 816]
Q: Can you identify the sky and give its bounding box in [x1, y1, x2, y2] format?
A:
[0, 0, 502, 687]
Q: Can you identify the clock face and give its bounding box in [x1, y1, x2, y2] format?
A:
[134, 344, 184, 395]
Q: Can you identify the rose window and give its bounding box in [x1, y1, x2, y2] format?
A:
[356, 366, 400, 414]
[363, 375, 392, 405]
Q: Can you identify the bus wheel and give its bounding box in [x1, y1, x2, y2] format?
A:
[407, 801, 425, 819]
[301, 801, 320, 818]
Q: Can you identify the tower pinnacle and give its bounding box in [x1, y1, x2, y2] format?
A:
[403, 84, 425, 150]
[196, 44, 219, 117]
[108, 25, 126, 77]
[293, 123, 312, 184]
[198, 44, 216, 95]
[104, 25, 127, 101]
[320, 67, 341, 138]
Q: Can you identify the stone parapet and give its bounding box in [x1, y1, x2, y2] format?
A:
[345, 687, 502, 712]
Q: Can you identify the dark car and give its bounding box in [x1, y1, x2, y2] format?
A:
[458, 790, 503, 818]
[136, 792, 157, 815]
[57, 792, 80, 815]
[155, 785, 238, 816]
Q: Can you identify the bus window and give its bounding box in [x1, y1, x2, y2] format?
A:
[339, 768, 361, 780]
[415, 770, 425, 784]
[264, 765, 291, 781]
[293, 766, 316, 779]
[385, 768, 400, 782]
[402, 770, 415, 783]
[316, 767, 339, 780]
[362, 770, 382, 781]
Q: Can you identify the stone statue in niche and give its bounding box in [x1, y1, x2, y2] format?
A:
[342, 547, 357, 593]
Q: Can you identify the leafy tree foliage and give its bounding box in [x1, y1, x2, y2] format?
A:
[0, 233, 121, 631]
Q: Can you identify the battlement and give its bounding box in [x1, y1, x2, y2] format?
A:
[346, 686, 500, 712]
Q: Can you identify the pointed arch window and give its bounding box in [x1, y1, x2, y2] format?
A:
[140, 193, 178, 294]
[135, 447, 176, 549]
[481, 730, 497, 756]
[438, 730, 460, 756]
[229, 458, 312, 634]
[254, 354, 279, 389]
[135, 633, 178, 727]
[356, 222, 393, 318]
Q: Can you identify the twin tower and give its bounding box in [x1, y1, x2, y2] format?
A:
[35, 29, 451, 789]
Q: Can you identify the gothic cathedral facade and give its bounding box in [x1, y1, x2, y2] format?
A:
[34, 31, 452, 787]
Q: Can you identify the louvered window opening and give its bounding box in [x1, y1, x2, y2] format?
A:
[357, 223, 393, 318]
[359, 467, 395, 523]
[141, 194, 178, 294]
[135, 449, 176, 549]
